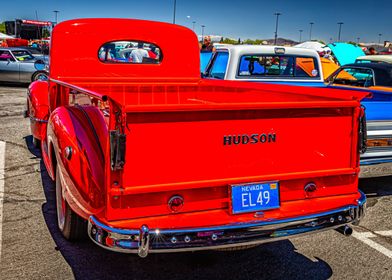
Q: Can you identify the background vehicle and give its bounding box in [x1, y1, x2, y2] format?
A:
[204, 45, 325, 87]
[0, 47, 48, 82]
[326, 42, 365, 66]
[27, 18, 366, 257]
[327, 63, 392, 169]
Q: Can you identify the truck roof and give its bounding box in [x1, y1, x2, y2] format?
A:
[50, 18, 201, 83]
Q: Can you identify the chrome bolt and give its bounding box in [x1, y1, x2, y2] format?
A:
[330, 217, 335, 223]
[184, 236, 191, 243]
[211, 234, 218, 241]
[64, 146, 73, 160]
[91, 227, 97, 235]
[310, 221, 317, 227]
[338, 215, 343, 221]
[171, 237, 177, 244]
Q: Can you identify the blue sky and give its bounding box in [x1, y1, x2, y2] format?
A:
[2, 0, 391, 43]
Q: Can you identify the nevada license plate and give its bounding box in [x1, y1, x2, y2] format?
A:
[231, 181, 280, 214]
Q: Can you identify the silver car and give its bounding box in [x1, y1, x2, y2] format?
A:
[0, 47, 48, 83]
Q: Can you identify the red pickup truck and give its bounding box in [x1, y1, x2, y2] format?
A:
[26, 19, 367, 257]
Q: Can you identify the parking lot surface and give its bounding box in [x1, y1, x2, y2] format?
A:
[0, 84, 391, 280]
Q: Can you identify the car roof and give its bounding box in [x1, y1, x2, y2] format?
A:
[343, 62, 392, 70]
[217, 45, 319, 57]
[356, 55, 392, 64]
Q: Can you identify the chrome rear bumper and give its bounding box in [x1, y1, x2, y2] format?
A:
[88, 191, 366, 257]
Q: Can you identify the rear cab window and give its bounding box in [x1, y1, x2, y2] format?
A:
[237, 55, 320, 79]
[206, 51, 229, 79]
[99, 40, 162, 64]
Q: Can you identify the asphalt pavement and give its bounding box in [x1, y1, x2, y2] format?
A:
[0, 84, 391, 280]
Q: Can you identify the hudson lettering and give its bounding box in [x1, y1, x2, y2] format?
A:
[223, 133, 277, 145]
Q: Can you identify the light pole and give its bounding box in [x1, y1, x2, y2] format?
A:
[309, 22, 314, 41]
[299, 29, 303, 43]
[357, 37, 360, 44]
[378, 33, 382, 44]
[53, 10, 59, 25]
[192, 21, 196, 32]
[201, 25, 205, 42]
[337, 22, 344, 41]
[274, 12, 281, 45]
[173, 0, 176, 24]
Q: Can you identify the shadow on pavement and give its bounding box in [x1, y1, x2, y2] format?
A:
[25, 135, 333, 280]
[0, 81, 29, 88]
[359, 176, 392, 198]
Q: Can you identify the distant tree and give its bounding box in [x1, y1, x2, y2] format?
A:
[221, 37, 238, 44]
[0, 22, 5, 33]
[219, 37, 223, 43]
[243, 39, 256, 45]
[42, 29, 50, 38]
[238, 38, 241, 44]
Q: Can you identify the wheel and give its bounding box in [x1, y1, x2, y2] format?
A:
[56, 166, 87, 241]
[31, 71, 48, 82]
[32, 137, 40, 149]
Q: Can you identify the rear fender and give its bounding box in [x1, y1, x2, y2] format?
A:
[47, 105, 107, 219]
[27, 80, 49, 140]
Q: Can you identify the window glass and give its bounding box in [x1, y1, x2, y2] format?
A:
[208, 52, 229, 79]
[99, 41, 162, 64]
[12, 50, 34, 61]
[333, 68, 374, 87]
[0, 50, 15, 61]
[238, 55, 320, 78]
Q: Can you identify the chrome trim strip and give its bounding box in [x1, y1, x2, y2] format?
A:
[366, 130, 392, 137]
[29, 116, 48, 123]
[88, 191, 366, 256]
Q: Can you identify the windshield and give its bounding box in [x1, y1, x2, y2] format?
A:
[237, 55, 320, 79]
[12, 50, 35, 61]
[331, 67, 374, 87]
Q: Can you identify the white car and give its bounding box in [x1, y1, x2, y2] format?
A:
[204, 45, 325, 86]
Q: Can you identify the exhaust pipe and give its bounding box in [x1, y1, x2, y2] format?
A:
[335, 225, 353, 236]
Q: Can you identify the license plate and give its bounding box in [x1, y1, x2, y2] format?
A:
[231, 181, 280, 214]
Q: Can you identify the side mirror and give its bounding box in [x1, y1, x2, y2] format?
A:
[34, 60, 46, 71]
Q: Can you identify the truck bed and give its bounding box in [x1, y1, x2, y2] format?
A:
[58, 79, 368, 222]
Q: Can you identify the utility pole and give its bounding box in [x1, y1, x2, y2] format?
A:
[274, 12, 281, 45]
[53, 10, 59, 25]
[173, 0, 176, 24]
[201, 25, 205, 42]
[309, 22, 314, 41]
[337, 22, 344, 41]
[299, 29, 303, 43]
[357, 37, 360, 44]
[378, 33, 382, 44]
[192, 21, 196, 32]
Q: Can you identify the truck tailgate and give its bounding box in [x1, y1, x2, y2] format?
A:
[123, 108, 354, 187]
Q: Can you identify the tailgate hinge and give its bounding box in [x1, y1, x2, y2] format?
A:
[110, 130, 126, 170]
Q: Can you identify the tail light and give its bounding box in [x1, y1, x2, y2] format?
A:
[358, 106, 367, 154]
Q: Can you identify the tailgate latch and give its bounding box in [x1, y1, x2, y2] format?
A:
[110, 130, 126, 170]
